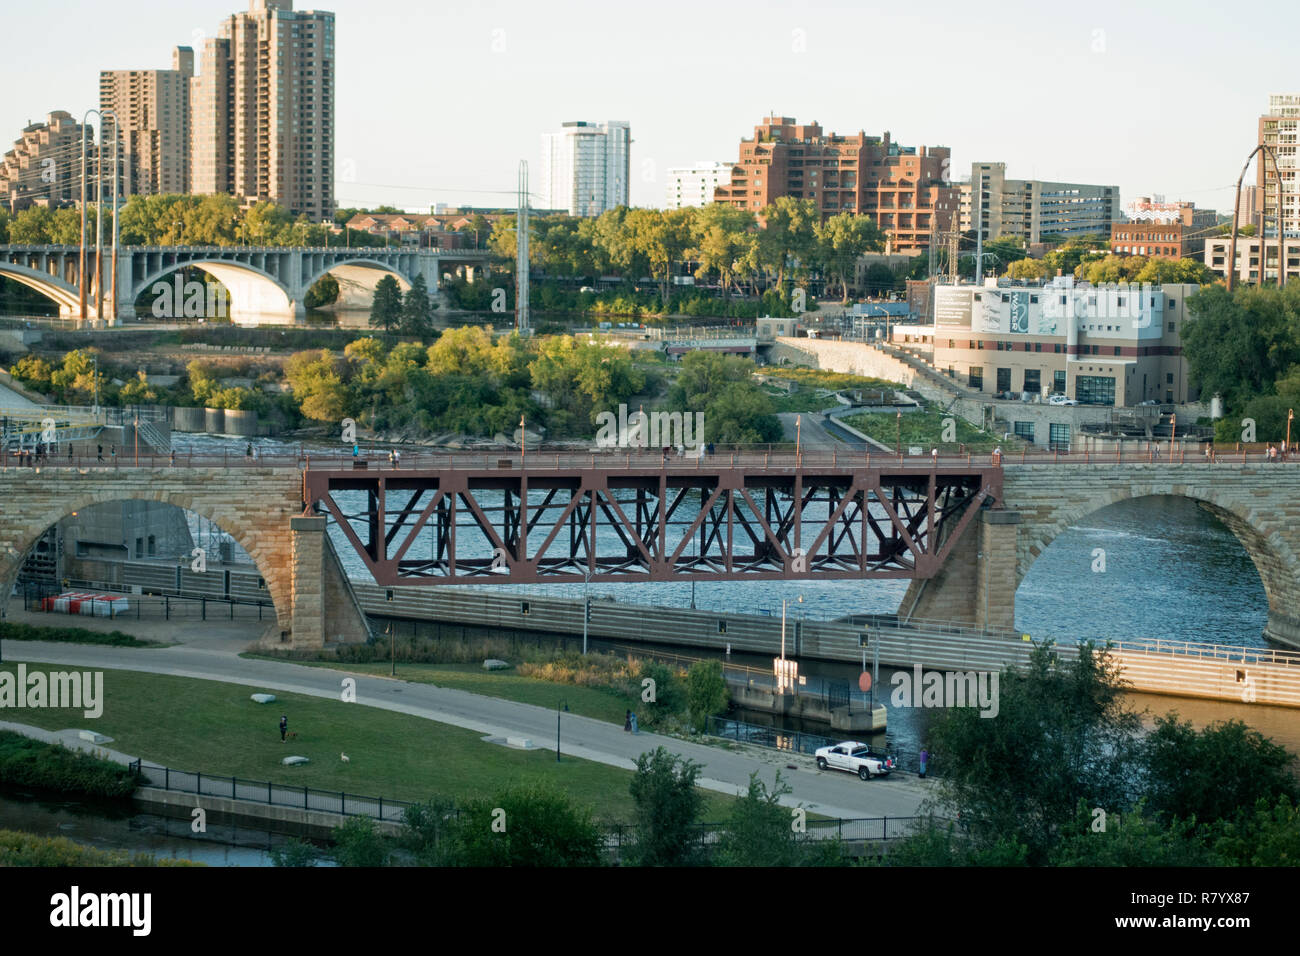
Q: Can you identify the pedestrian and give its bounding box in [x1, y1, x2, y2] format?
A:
[68, 444, 74, 461]
[394, 448, 401, 469]
[624, 709, 632, 732]
[96, 444, 104, 462]
[110, 445, 116, 461]
[388, 449, 395, 467]
[930, 446, 938, 463]
[630, 711, 639, 734]
[280, 715, 288, 742]
[919, 748, 928, 779]
[352, 442, 359, 459]
[169, 450, 176, 467]
[245, 442, 253, 460]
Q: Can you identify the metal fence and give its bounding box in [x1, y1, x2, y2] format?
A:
[130, 756, 927, 853]
[130, 760, 415, 823]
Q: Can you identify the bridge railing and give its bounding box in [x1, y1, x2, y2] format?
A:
[2, 440, 1299, 471]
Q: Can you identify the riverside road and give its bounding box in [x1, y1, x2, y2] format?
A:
[2, 638, 930, 821]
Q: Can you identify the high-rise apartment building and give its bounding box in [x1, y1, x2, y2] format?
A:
[1258, 94, 1300, 238]
[0, 111, 94, 212]
[960, 162, 1119, 245]
[665, 161, 732, 209]
[190, 1, 335, 221]
[540, 121, 630, 217]
[99, 47, 193, 197]
[713, 116, 956, 254]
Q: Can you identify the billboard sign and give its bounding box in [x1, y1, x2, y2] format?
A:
[934, 287, 972, 329]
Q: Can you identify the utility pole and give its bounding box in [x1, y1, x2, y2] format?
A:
[516, 160, 530, 334]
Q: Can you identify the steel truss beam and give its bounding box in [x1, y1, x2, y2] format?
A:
[303, 463, 1001, 586]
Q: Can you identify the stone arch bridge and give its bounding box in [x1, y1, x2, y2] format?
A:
[0, 243, 491, 322]
[1, 458, 1297, 649]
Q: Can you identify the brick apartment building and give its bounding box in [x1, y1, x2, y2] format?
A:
[713, 116, 956, 253]
[1110, 198, 1218, 260]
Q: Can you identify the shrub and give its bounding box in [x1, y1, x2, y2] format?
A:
[0, 732, 140, 798]
[0, 622, 155, 647]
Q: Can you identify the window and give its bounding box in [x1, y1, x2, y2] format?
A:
[1166, 372, 1174, 384]
[1054, 370, 1066, 393]
[1049, 422, 1071, 452]
[1023, 369, 1041, 393]
[718, 620, 727, 634]
[1168, 321, 1175, 332]
[521, 601, 531, 615]
[996, 368, 1011, 393]
[1076, 375, 1116, 406]
[1114, 347, 1122, 356]
[1013, 421, 1035, 442]
[968, 367, 983, 389]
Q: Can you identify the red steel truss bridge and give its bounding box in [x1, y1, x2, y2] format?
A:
[302, 451, 1002, 587]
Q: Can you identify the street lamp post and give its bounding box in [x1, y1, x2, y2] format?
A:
[1170, 413, 1176, 461]
[1287, 409, 1294, 461]
[519, 415, 526, 464]
[896, 410, 902, 456]
[795, 414, 802, 466]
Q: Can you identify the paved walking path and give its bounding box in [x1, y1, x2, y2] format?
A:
[1, 636, 933, 821]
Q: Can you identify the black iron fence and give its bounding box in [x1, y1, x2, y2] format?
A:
[130, 760, 414, 823]
[130, 756, 932, 852]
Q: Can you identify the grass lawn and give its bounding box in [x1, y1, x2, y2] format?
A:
[843, 408, 1025, 450]
[246, 658, 637, 725]
[0, 663, 737, 822]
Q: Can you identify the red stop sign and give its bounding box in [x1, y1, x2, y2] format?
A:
[858, 671, 872, 693]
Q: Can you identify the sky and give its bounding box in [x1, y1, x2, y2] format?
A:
[4, 0, 1297, 217]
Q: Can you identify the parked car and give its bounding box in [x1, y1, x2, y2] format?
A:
[1048, 394, 1078, 406]
[814, 741, 896, 780]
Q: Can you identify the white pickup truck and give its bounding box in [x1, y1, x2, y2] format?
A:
[814, 741, 896, 780]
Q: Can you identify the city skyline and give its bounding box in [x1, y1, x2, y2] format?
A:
[2, 0, 1299, 217]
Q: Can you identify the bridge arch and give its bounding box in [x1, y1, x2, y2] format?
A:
[0, 487, 292, 635]
[0, 261, 83, 316]
[302, 258, 412, 311]
[135, 259, 293, 322]
[1016, 485, 1296, 643]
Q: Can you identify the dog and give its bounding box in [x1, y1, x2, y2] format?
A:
[340, 752, 350, 763]
[285, 731, 298, 740]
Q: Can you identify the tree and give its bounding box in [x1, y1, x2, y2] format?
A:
[925, 641, 1143, 864]
[690, 203, 756, 297]
[627, 747, 705, 866]
[1142, 716, 1297, 824]
[304, 273, 339, 309]
[716, 771, 804, 867]
[49, 349, 102, 404]
[756, 196, 818, 290]
[1210, 795, 1300, 866]
[1183, 284, 1300, 409]
[684, 659, 729, 731]
[1050, 800, 1213, 867]
[400, 273, 434, 339]
[813, 213, 884, 302]
[665, 351, 781, 444]
[370, 275, 403, 331]
[284, 349, 356, 422]
[331, 817, 392, 866]
[1006, 258, 1050, 281]
[9, 206, 55, 244]
[441, 782, 602, 867]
